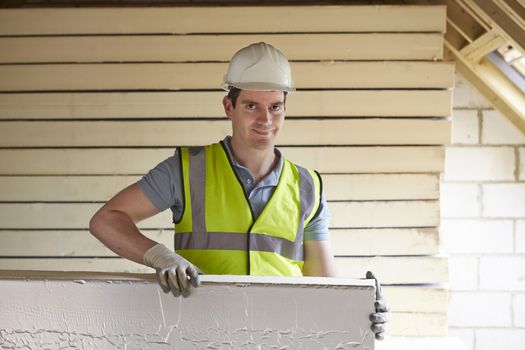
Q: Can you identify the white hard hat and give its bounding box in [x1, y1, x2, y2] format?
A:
[222, 42, 295, 92]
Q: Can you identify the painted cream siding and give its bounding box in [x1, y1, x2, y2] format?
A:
[0, 5, 451, 338]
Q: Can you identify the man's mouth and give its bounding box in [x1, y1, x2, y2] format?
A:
[252, 128, 273, 135]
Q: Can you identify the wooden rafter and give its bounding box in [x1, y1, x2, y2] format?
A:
[459, 29, 507, 64]
[445, 0, 525, 134]
[464, 0, 525, 53]
[446, 43, 525, 133]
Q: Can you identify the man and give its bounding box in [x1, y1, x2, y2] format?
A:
[89, 42, 388, 340]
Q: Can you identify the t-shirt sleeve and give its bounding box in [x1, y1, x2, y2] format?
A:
[137, 152, 184, 222]
[303, 191, 331, 241]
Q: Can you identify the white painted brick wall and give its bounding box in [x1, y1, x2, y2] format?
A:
[476, 329, 525, 350]
[518, 147, 525, 181]
[479, 256, 525, 291]
[516, 220, 525, 253]
[448, 292, 512, 327]
[514, 294, 525, 327]
[440, 184, 480, 218]
[441, 220, 513, 253]
[453, 110, 479, 144]
[482, 110, 525, 145]
[447, 256, 478, 291]
[448, 329, 475, 350]
[444, 147, 515, 181]
[444, 72, 525, 350]
[483, 184, 525, 218]
[453, 74, 492, 109]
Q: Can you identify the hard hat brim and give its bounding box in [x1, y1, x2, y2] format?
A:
[222, 81, 295, 93]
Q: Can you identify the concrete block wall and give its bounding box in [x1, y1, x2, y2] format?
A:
[441, 73, 525, 350]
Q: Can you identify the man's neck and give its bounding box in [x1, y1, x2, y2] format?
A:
[228, 137, 278, 184]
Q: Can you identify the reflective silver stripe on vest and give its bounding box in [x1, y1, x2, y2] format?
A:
[296, 165, 317, 246]
[251, 232, 303, 261]
[180, 145, 317, 262]
[188, 147, 206, 234]
[175, 231, 303, 261]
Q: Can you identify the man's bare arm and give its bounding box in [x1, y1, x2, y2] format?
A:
[302, 240, 338, 277]
[90, 183, 200, 297]
[89, 183, 161, 264]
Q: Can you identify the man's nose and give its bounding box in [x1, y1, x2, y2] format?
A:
[256, 109, 272, 124]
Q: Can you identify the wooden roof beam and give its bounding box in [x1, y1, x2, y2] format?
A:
[445, 44, 525, 134]
[445, 0, 486, 42]
[494, 0, 525, 33]
[460, 29, 507, 64]
[462, 0, 525, 53]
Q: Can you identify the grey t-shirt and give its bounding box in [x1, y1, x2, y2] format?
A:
[138, 137, 330, 240]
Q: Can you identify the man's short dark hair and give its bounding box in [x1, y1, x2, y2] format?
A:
[227, 87, 242, 108]
[227, 87, 287, 108]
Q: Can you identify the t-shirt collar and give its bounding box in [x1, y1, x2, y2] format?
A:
[222, 136, 283, 187]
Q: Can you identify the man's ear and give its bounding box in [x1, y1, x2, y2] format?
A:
[223, 96, 233, 119]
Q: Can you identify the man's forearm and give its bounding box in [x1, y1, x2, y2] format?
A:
[302, 240, 338, 277]
[89, 209, 157, 265]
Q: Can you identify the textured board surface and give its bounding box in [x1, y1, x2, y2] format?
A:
[0, 201, 439, 229]
[0, 35, 445, 63]
[0, 91, 453, 119]
[0, 119, 451, 147]
[0, 228, 439, 256]
[0, 275, 375, 349]
[0, 6, 446, 34]
[0, 174, 439, 201]
[0, 147, 445, 175]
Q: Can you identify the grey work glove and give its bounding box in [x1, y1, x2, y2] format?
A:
[366, 271, 390, 340]
[143, 243, 201, 298]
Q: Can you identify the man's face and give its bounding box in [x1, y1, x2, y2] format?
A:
[223, 90, 286, 151]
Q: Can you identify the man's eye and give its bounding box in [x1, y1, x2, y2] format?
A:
[272, 105, 282, 112]
[246, 104, 256, 110]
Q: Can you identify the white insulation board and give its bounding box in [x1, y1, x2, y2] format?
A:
[0, 274, 376, 349]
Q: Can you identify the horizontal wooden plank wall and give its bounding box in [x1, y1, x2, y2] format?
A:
[0, 91, 453, 118]
[0, 35, 446, 63]
[0, 5, 451, 337]
[0, 7, 447, 34]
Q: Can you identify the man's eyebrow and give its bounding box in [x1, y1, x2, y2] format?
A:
[240, 100, 284, 105]
[240, 99, 259, 105]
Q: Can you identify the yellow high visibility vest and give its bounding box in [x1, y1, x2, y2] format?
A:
[174, 141, 321, 276]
